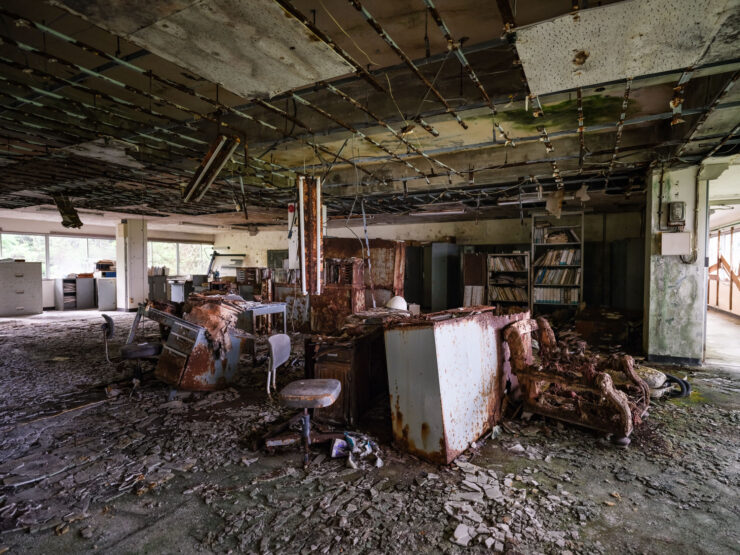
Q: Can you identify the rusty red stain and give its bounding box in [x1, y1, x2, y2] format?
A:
[503, 317, 650, 441]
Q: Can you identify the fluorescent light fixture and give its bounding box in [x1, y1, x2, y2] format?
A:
[183, 135, 241, 203]
[409, 209, 466, 216]
[497, 194, 573, 206]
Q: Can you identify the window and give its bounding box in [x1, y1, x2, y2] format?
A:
[178, 243, 214, 275]
[147, 241, 213, 275]
[149, 241, 177, 273]
[49, 236, 87, 278]
[0, 233, 46, 276]
[48, 236, 116, 279]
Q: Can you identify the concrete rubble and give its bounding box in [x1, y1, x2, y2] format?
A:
[0, 313, 738, 553]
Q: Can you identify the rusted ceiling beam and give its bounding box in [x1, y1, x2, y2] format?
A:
[254, 99, 386, 183]
[347, 0, 468, 130]
[291, 93, 431, 182]
[495, 0, 517, 30]
[422, 0, 514, 145]
[604, 78, 633, 187]
[676, 70, 739, 159]
[295, 99, 740, 176]
[271, 0, 384, 92]
[322, 82, 455, 173]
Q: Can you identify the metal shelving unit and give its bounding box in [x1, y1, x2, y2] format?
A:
[531, 212, 584, 313]
[487, 252, 531, 312]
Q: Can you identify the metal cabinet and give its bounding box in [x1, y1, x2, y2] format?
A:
[148, 275, 168, 301]
[96, 278, 117, 311]
[0, 262, 42, 316]
[54, 277, 95, 310]
[383, 309, 526, 464]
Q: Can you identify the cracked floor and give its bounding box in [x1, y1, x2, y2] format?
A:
[0, 311, 738, 554]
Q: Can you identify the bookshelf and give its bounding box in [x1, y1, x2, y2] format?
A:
[531, 212, 584, 312]
[487, 252, 531, 312]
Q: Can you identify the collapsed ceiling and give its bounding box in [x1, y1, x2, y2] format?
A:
[0, 0, 738, 224]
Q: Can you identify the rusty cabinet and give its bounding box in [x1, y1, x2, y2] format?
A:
[305, 330, 385, 426]
[383, 309, 526, 464]
[310, 258, 365, 334]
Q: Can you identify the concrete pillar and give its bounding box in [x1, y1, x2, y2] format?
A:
[643, 166, 708, 364]
[116, 219, 148, 311]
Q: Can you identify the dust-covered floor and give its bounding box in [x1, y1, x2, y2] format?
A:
[0, 311, 738, 554]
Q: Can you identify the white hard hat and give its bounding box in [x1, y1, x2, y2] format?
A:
[385, 296, 408, 310]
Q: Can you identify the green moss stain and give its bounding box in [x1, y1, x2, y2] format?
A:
[498, 96, 637, 132]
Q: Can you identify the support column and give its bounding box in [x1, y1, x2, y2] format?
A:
[301, 176, 323, 295]
[643, 166, 709, 364]
[116, 218, 148, 311]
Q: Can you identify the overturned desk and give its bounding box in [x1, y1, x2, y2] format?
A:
[127, 298, 287, 390]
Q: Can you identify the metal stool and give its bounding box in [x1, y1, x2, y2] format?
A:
[266, 379, 342, 467]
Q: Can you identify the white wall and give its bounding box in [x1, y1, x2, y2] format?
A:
[213, 229, 288, 269]
[0, 216, 214, 243]
[212, 212, 644, 270]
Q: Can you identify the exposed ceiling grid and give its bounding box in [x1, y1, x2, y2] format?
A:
[0, 0, 735, 224]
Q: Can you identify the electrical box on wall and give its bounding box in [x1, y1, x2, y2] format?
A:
[667, 201, 686, 227]
[661, 231, 691, 255]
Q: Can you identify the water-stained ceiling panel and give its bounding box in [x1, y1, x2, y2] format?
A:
[52, 0, 354, 99]
[515, 0, 734, 96]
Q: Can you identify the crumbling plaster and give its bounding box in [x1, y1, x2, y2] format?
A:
[644, 166, 708, 363]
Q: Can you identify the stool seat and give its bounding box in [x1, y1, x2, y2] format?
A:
[279, 379, 341, 409]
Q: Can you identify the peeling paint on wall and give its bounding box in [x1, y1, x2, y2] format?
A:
[644, 166, 708, 362]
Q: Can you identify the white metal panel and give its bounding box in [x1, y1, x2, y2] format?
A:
[515, 0, 732, 96]
[661, 231, 692, 255]
[384, 326, 446, 460]
[435, 317, 499, 457]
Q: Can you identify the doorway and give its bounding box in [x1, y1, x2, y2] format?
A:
[704, 165, 740, 367]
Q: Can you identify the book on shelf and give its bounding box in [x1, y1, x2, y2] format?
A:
[533, 224, 581, 244]
[534, 248, 581, 266]
[489, 286, 528, 302]
[489, 275, 528, 286]
[533, 268, 581, 285]
[488, 256, 527, 271]
[533, 287, 580, 304]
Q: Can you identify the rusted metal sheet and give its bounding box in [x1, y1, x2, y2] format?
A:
[153, 313, 245, 391]
[503, 317, 650, 443]
[324, 238, 405, 293]
[310, 289, 353, 335]
[302, 177, 322, 296]
[393, 242, 405, 297]
[384, 309, 527, 464]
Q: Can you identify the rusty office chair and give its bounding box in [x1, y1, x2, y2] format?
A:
[266, 333, 291, 395]
[278, 378, 342, 467]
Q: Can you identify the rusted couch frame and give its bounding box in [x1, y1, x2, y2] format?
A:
[503, 317, 649, 444]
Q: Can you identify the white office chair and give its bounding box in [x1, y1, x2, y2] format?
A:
[267, 334, 291, 395]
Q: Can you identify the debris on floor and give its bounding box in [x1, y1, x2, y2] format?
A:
[1, 313, 739, 553]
